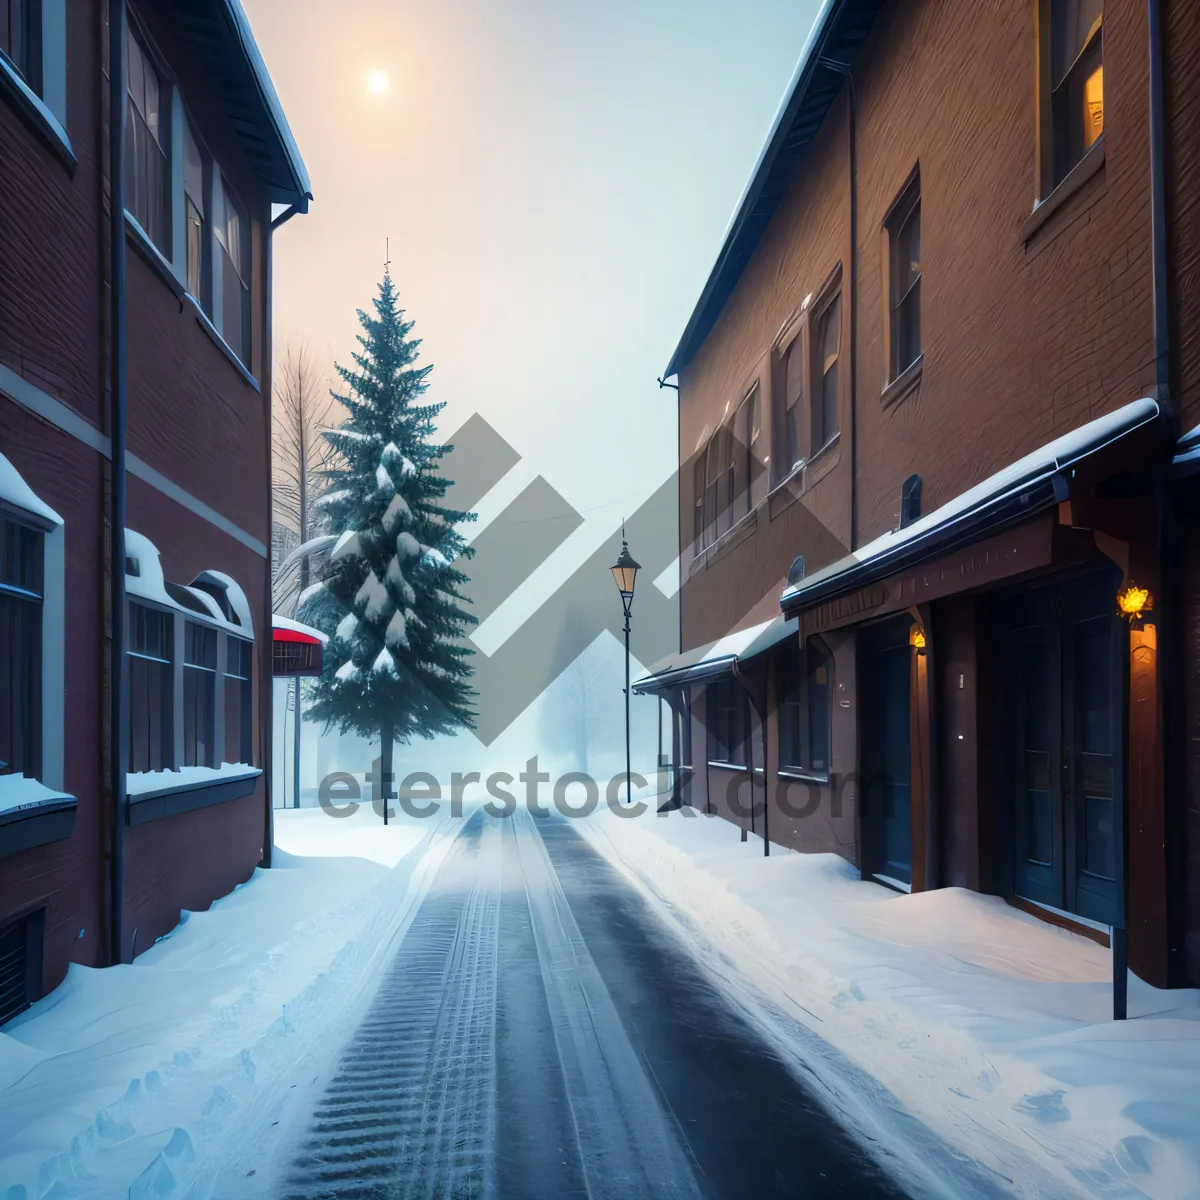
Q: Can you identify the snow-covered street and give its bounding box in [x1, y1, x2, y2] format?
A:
[3, 800, 1199, 1198]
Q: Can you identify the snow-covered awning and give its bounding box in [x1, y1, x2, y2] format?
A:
[781, 397, 1160, 617]
[1174, 420, 1200, 477]
[633, 618, 776, 694]
[272, 613, 325, 678]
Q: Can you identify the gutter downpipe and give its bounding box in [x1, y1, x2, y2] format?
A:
[108, 0, 130, 966]
[819, 57, 858, 552]
[1148, 0, 1182, 992]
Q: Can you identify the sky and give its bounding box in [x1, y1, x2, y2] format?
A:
[248, 0, 821, 535]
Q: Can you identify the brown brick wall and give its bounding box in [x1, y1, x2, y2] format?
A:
[676, 0, 1158, 650]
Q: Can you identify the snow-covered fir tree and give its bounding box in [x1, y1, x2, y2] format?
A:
[297, 270, 476, 797]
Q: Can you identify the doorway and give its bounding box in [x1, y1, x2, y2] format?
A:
[859, 619, 913, 888]
[1002, 569, 1123, 926]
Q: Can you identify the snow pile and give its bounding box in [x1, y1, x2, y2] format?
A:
[125, 762, 261, 797]
[0, 805, 458, 1197]
[0, 773, 72, 818]
[580, 807, 1200, 1200]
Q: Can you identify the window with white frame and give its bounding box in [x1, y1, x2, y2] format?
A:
[125, 24, 170, 255]
[0, 511, 44, 778]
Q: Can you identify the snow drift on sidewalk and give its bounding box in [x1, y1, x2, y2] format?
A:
[580, 806, 1200, 1200]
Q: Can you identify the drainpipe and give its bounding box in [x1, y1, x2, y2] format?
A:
[819, 58, 858, 552]
[108, 0, 129, 966]
[1147, 0, 1184, 989]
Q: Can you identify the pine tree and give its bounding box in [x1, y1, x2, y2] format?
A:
[297, 271, 476, 808]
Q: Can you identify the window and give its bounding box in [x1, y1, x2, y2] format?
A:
[782, 334, 804, 476]
[1048, 0, 1103, 188]
[184, 123, 208, 305]
[225, 638, 253, 764]
[734, 384, 764, 515]
[128, 603, 173, 774]
[888, 179, 921, 379]
[126, 26, 169, 255]
[778, 639, 832, 776]
[0, 513, 44, 779]
[0, 0, 41, 92]
[183, 622, 217, 767]
[692, 454, 706, 554]
[813, 292, 841, 450]
[707, 678, 749, 766]
[0, 910, 43, 1026]
[215, 178, 251, 365]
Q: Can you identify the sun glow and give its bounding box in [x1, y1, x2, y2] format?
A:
[366, 69, 390, 97]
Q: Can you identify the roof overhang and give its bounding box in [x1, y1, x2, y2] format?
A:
[172, 0, 312, 206]
[663, 0, 885, 380]
[781, 398, 1160, 618]
[633, 618, 778, 694]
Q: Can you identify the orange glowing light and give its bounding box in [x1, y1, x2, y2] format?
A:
[1117, 583, 1152, 622]
[910, 628, 927, 651]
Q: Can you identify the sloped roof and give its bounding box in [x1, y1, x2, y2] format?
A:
[663, 0, 884, 380]
[172, 0, 311, 206]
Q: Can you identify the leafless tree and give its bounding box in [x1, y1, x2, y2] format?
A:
[271, 342, 340, 615]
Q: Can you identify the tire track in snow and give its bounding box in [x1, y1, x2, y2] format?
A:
[511, 808, 704, 1200]
[281, 810, 502, 1200]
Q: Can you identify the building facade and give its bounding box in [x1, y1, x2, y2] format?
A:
[0, 0, 309, 1019]
[641, 0, 1200, 992]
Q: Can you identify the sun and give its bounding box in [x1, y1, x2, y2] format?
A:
[366, 69, 390, 97]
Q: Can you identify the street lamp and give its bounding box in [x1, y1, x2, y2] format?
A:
[610, 536, 640, 805]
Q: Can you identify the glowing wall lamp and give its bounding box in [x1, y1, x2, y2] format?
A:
[1117, 583, 1153, 628]
[909, 626, 927, 654]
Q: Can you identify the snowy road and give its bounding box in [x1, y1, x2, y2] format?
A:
[249, 809, 910, 1199]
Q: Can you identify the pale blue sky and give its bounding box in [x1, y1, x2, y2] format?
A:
[249, 0, 821, 555]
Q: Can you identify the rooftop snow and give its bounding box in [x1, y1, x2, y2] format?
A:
[633, 617, 775, 692]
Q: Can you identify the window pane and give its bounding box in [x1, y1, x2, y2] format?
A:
[1051, 0, 1103, 88]
[821, 360, 839, 447]
[225, 676, 252, 764]
[0, 591, 41, 778]
[183, 668, 215, 767]
[897, 283, 921, 374]
[785, 339, 803, 470]
[896, 203, 921, 305]
[821, 295, 840, 369]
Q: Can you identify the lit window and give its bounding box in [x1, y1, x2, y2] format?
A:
[0, 0, 42, 93]
[1050, 0, 1103, 187]
[126, 26, 170, 254]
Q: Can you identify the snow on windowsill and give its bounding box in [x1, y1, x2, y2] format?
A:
[126, 763, 262, 800]
[0, 454, 64, 527]
[0, 774, 75, 820]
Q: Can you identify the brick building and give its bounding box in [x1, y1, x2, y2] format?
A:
[639, 0, 1200, 993]
[0, 0, 309, 1019]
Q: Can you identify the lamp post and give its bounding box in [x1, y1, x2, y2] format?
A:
[610, 537, 640, 805]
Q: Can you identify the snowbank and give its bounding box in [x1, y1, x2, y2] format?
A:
[126, 762, 261, 797]
[0, 773, 72, 818]
[0, 805, 456, 1197]
[579, 807, 1200, 1200]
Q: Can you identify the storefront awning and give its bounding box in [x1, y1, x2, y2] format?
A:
[632, 618, 777, 694]
[781, 397, 1159, 617]
[272, 613, 327, 678]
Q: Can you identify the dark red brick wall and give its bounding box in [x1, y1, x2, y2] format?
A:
[0, 3, 105, 428]
[0, 398, 107, 989]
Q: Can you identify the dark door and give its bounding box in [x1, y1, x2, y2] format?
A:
[1007, 572, 1122, 926]
[860, 624, 913, 887]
